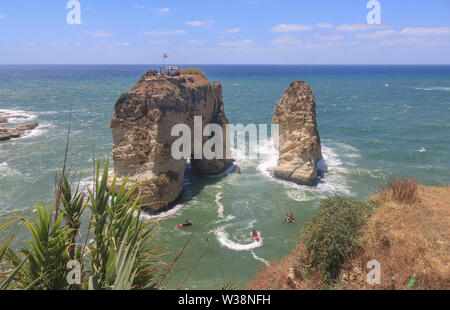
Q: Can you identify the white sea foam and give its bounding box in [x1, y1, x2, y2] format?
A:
[215, 225, 263, 251]
[419, 147, 427, 153]
[250, 250, 269, 266]
[214, 193, 263, 254]
[140, 203, 185, 221]
[0, 161, 20, 177]
[18, 122, 54, 140]
[0, 109, 54, 141]
[214, 191, 236, 223]
[0, 109, 38, 123]
[216, 192, 224, 218]
[414, 87, 450, 92]
[256, 139, 278, 179]
[257, 139, 353, 201]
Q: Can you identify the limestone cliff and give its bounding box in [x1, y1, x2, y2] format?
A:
[273, 81, 322, 186]
[109, 70, 232, 211]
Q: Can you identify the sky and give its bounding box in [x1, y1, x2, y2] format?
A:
[0, 0, 449, 64]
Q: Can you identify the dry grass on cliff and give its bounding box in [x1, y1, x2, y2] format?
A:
[341, 184, 450, 290]
[377, 178, 420, 204]
[247, 243, 328, 290]
[247, 181, 450, 290]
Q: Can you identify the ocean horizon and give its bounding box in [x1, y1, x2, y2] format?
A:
[1, 64, 449, 289]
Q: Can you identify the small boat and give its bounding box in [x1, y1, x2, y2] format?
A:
[384, 81, 389, 88]
[176, 221, 193, 229]
[251, 230, 260, 243]
[285, 213, 295, 224]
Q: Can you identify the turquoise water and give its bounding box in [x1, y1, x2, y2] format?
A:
[0, 65, 449, 289]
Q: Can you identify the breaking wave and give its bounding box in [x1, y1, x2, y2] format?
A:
[215, 225, 263, 251]
[256, 138, 353, 201]
[0, 109, 37, 123]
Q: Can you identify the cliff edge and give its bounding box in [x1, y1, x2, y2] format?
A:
[247, 181, 449, 290]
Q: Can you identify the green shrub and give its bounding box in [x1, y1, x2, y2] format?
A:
[302, 196, 376, 283]
[116, 92, 132, 105]
[179, 68, 206, 77]
[139, 70, 159, 82]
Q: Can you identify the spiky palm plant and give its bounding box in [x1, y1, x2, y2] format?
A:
[4, 203, 72, 290]
[0, 219, 28, 290]
[0, 160, 161, 290]
[85, 160, 160, 289]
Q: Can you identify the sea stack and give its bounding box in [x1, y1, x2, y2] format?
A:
[273, 81, 323, 186]
[109, 69, 232, 211]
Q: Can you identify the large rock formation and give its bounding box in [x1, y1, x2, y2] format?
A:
[273, 81, 322, 186]
[109, 70, 232, 211]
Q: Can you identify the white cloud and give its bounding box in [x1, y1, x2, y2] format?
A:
[400, 27, 450, 36]
[135, 5, 145, 9]
[149, 41, 169, 45]
[336, 24, 387, 32]
[156, 8, 170, 15]
[379, 37, 449, 47]
[140, 29, 187, 36]
[218, 39, 252, 47]
[185, 20, 213, 27]
[0, 13, 6, 20]
[315, 34, 345, 41]
[84, 30, 116, 37]
[316, 23, 333, 29]
[356, 30, 396, 39]
[303, 43, 320, 49]
[270, 35, 302, 46]
[223, 28, 240, 34]
[355, 27, 450, 42]
[48, 41, 70, 47]
[116, 42, 131, 46]
[186, 40, 205, 44]
[270, 24, 314, 32]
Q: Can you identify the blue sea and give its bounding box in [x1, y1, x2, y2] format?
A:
[0, 65, 449, 289]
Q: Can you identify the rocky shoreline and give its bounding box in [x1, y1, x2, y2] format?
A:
[0, 112, 39, 141]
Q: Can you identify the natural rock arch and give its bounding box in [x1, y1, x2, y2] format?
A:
[109, 70, 322, 211]
[109, 71, 232, 211]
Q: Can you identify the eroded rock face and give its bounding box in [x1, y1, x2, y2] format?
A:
[110, 72, 232, 211]
[273, 81, 322, 186]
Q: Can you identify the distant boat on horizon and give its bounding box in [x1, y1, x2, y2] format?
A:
[384, 81, 390, 87]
